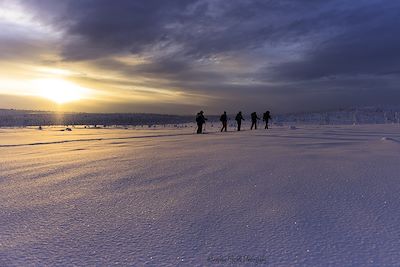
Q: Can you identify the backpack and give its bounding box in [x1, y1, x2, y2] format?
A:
[196, 114, 201, 123]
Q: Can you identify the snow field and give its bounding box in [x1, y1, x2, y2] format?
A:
[1, 124, 400, 265]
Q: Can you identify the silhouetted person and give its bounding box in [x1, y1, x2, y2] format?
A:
[196, 110, 207, 134]
[250, 112, 260, 130]
[235, 111, 244, 131]
[263, 111, 272, 129]
[220, 111, 228, 132]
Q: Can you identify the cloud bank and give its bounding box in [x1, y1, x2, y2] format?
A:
[1, 0, 399, 114]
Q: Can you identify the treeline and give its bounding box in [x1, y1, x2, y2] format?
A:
[0, 109, 198, 127]
[274, 106, 400, 125]
[1, 106, 400, 127]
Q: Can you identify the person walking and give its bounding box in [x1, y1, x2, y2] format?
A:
[195, 110, 207, 134]
[250, 112, 260, 130]
[263, 110, 272, 129]
[220, 111, 228, 132]
[235, 111, 244, 131]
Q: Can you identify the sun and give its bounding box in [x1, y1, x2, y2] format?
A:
[34, 79, 89, 104]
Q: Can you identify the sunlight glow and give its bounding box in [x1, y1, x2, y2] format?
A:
[33, 79, 90, 104]
[35, 67, 75, 76]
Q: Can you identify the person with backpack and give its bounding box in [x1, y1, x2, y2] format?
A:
[263, 110, 272, 129]
[250, 112, 260, 130]
[220, 111, 228, 132]
[235, 111, 244, 131]
[196, 110, 207, 134]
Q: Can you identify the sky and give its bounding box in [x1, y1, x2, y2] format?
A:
[0, 0, 399, 115]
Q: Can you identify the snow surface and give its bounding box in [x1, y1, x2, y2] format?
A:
[1, 124, 400, 266]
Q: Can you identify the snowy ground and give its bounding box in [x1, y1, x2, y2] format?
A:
[1, 124, 400, 266]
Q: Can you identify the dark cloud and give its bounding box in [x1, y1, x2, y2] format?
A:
[267, 5, 400, 81]
[27, 0, 197, 60]
[23, 0, 343, 60]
